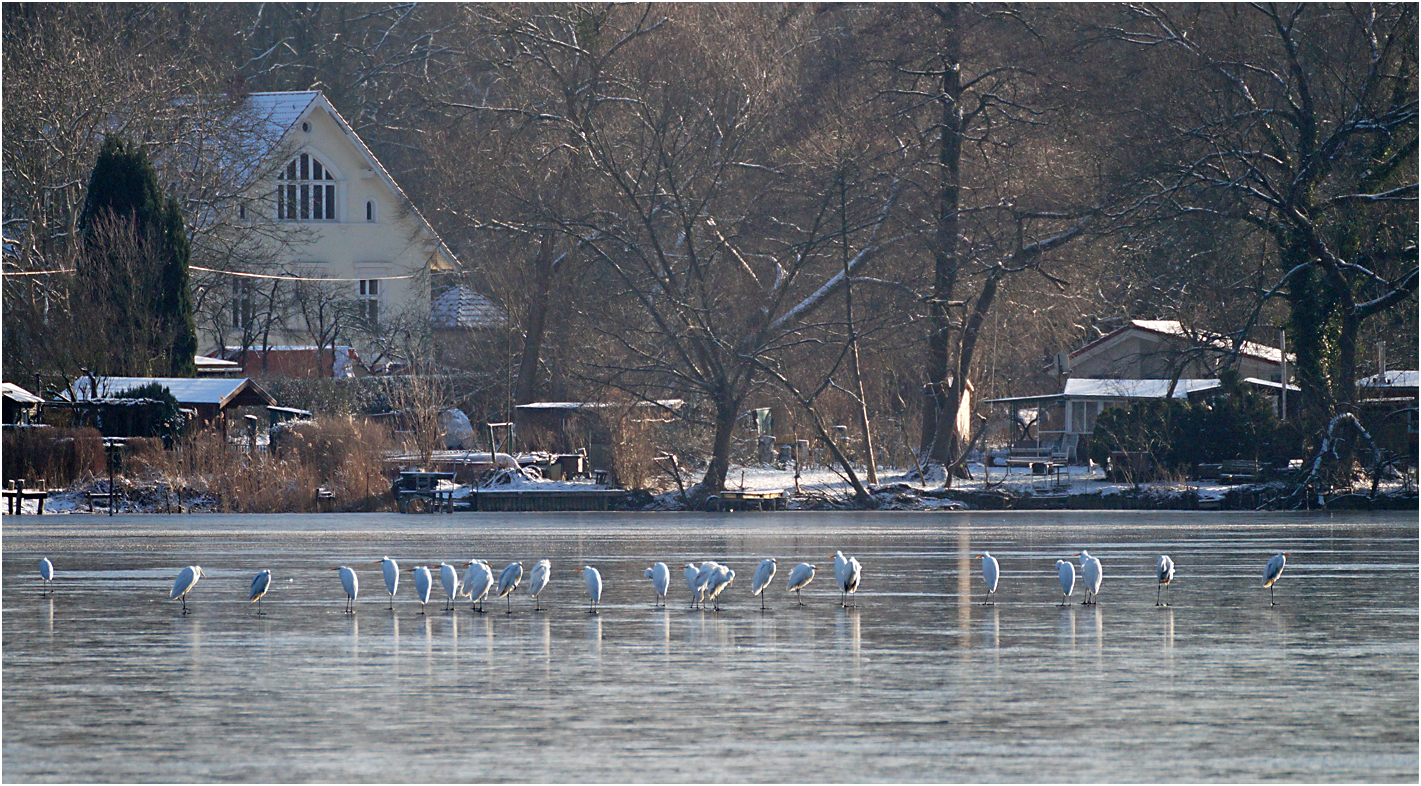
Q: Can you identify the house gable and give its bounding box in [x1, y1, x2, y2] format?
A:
[1068, 320, 1285, 381]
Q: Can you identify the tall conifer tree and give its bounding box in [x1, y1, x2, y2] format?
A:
[77, 134, 197, 377]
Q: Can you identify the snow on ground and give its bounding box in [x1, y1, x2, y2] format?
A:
[726, 461, 1218, 499]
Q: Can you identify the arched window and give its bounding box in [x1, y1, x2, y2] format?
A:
[365, 200, 377, 222]
[277, 152, 336, 221]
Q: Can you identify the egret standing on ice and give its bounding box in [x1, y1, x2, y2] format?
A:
[38, 558, 54, 595]
[439, 563, 460, 611]
[171, 565, 203, 614]
[374, 557, 400, 609]
[647, 562, 671, 606]
[462, 560, 493, 612]
[786, 562, 816, 605]
[751, 558, 777, 610]
[1056, 560, 1076, 607]
[529, 559, 552, 612]
[330, 566, 359, 612]
[1156, 555, 1175, 606]
[1079, 550, 1102, 605]
[980, 552, 1000, 605]
[249, 569, 272, 615]
[1263, 552, 1288, 605]
[583, 565, 603, 614]
[497, 562, 524, 613]
[410, 565, 433, 613]
[694, 561, 721, 608]
[683, 563, 701, 608]
[832, 551, 861, 608]
[706, 566, 735, 611]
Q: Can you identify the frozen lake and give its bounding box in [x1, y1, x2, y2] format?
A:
[3, 510, 1416, 782]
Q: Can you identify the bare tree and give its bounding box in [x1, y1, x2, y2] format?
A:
[1105, 3, 1417, 470]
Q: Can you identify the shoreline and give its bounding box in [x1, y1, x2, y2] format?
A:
[11, 464, 1416, 515]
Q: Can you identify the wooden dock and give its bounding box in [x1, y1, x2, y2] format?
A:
[467, 489, 625, 512]
[4, 480, 49, 515]
[709, 489, 788, 512]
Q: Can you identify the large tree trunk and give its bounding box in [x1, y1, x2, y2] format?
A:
[939, 271, 999, 486]
[695, 393, 740, 504]
[921, 5, 963, 466]
[514, 231, 557, 405]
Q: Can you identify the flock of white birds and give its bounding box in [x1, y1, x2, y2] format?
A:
[35, 550, 1291, 615]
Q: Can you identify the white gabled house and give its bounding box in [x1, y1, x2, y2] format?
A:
[203, 91, 459, 375]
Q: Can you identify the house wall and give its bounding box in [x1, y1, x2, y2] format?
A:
[204, 101, 444, 359]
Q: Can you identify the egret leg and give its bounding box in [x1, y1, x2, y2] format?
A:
[760, 593, 766, 611]
[506, 595, 513, 614]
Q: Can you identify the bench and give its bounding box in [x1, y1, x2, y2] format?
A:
[1219, 460, 1263, 484]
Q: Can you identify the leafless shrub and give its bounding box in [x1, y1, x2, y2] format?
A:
[2, 427, 105, 486]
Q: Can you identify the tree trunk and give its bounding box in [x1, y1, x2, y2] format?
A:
[695, 393, 740, 504]
[922, 4, 963, 466]
[514, 231, 557, 405]
[938, 271, 1000, 485]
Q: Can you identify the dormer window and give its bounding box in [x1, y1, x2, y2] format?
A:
[277, 152, 336, 221]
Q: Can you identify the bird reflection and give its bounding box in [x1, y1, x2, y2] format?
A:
[349, 616, 359, 659]
[586, 615, 603, 660]
[43, 597, 53, 638]
[835, 608, 862, 679]
[1058, 606, 1077, 650]
[1088, 605, 1103, 665]
[984, 606, 1000, 651]
[1161, 607, 1174, 650]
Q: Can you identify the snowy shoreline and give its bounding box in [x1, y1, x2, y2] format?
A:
[10, 462, 1415, 514]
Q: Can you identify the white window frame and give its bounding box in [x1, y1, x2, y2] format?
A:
[276, 151, 342, 222]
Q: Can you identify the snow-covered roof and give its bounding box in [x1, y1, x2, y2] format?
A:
[1062, 378, 1220, 399]
[1070, 319, 1287, 365]
[432, 286, 507, 330]
[1358, 370, 1419, 389]
[1187, 377, 1301, 394]
[516, 399, 685, 411]
[2, 382, 44, 405]
[58, 377, 275, 408]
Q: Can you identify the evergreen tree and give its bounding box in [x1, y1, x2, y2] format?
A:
[77, 134, 197, 377]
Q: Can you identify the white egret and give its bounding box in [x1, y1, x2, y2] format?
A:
[1079, 550, 1102, 605]
[751, 558, 777, 610]
[1056, 560, 1075, 606]
[683, 563, 701, 608]
[980, 552, 1000, 606]
[497, 562, 524, 613]
[439, 563, 460, 611]
[648, 562, 671, 606]
[249, 569, 272, 615]
[529, 559, 552, 612]
[171, 565, 203, 614]
[694, 561, 721, 608]
[706, 566, 735, 611]
[583, 565, 603, 613]
[409, 566, 433, 614]
[1263, 552, 1288, 605]
[832, 551, 861, 608]
[328, 566, 359, 613]
[1156, 555, 1175, 606]
[786, 562, 816, 605]
[38, 558, 54, 596]
[373, 557, 399, 609]
[462, 560, 494, 613]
